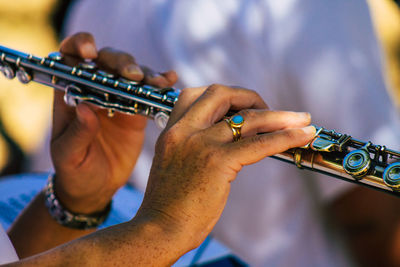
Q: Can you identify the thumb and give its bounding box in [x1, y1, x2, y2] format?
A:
[51, 103, 100, 167]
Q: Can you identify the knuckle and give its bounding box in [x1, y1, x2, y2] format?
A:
[117, 53, 136, 66]
[251, 135, 268, 146]
[99, 47, 135, 61]
[238, 109, 256, 120]
[237, 86, 259, 96]
[249, 89, 261, 98]
[121, 52, 135, 62]
[98, 47, 120, 60]
[247, 89, 264, 102]
[251, 134, 275, 148]
[158, 126, 181, 147]
[246, 89, 265, 105]
[206, 83, 226, 95]
[283, 129, 300, 140]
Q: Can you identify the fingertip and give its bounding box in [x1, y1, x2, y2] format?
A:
[80, 42, 98, 59]
[280, 111, 312, 129]
[302, 125, 316, 137]
[296, 111, 310, 119]
[123, 64, 144, 80]
[162, 70, 178, 86]
[60, 32, 98, 59]
[300, 112, 311, 123]
[295, 111, 312, 125]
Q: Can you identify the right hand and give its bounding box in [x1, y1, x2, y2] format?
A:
[136, 84, 316, 250]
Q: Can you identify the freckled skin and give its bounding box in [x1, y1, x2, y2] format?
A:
[3, 34, 315, 267]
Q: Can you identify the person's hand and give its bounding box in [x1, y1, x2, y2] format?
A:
[51, 32, 178, 214]
[136, 84, 316, 250]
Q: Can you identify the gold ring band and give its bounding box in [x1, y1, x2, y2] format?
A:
[225, 114, 244, 142]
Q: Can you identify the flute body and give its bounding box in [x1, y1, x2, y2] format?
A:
[1, 45, 400, 196]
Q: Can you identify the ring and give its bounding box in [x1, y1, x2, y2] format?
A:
[225, 114, 244, 142]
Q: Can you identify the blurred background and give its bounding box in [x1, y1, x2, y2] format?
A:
[0, 0, 399, 176]
[0, 0, 67, 175]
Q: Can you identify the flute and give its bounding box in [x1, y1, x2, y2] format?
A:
[1, 45, 400, 196]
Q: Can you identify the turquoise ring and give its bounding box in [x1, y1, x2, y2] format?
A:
[225, 114, 244, 142]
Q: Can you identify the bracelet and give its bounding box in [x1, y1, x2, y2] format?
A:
[44, 173, 111, 229]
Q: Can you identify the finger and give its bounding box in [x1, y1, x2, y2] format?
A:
[96, 47, 144, 81]
[141, 66, 178, 88]
[51, 102, 100, 166]
[161, 70, 179, 86]
[60, 32, 97, 59]
[165, 86, 208, 129]
[223, 126, 316, 167]
[207, 110, 312, 143]
[174, 84, 268, 130]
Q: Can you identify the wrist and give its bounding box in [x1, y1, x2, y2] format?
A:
[45, 174, 112, 229]
[134, 207, 206, 253]
[53, 172, 112, 214]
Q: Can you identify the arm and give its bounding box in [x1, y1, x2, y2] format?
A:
[7, 32, 178, 258]
[8, 213, 194, 267]
[4, 84, 315, 266]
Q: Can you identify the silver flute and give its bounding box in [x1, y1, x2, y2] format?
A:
[1, 45, 400, 196]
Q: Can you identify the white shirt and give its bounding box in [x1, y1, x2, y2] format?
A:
[62, 0, 400, 266]
[0, 224, 18, 264]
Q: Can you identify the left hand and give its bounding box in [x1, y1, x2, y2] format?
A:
[50, 32, 178, 214]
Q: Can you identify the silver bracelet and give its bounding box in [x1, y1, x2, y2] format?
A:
[44, 173, 111, 229]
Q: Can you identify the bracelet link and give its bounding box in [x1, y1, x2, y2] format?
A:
[44, 174, 111, 229]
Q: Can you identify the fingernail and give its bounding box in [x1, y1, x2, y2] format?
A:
[298, 112, 311, 120]
[302, 125, 316, 135]
[127, 64, 144, 76]
[81, 43, 97, 58]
